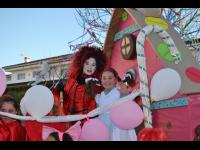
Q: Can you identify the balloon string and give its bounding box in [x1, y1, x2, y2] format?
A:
[0, 91, 141, 123]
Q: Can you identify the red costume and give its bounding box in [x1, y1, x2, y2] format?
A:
[23, 113, 67, 141]
[53, 46, 107, 128]
[63, 74, 100, 115]
[0, 119, 26, 141]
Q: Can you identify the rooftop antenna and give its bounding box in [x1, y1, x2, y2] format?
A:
[21, 53, 31, 63]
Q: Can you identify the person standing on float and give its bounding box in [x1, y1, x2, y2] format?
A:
[59, 46, 107, 128]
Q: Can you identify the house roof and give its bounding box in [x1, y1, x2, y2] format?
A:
[103, 8, 200, 60]
[3, 54, 73, 70]
[103, 8, 125, 59]
[102, 8, 200, 95]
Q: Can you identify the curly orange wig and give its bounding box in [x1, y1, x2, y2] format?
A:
[68, 45, 107, 79]
[138, 128, 168, 141]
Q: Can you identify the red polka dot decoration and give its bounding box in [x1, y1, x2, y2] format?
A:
[185, 67, 200, 83]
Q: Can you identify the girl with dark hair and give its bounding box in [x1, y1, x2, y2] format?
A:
[95, 67, 137, 141]
[0, 95, 26, 141]
[54, 45, 107, 128]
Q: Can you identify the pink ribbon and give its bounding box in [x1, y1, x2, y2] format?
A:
[42, 121, 82, 141]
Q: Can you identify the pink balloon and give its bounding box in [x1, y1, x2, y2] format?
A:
[80, 118, 109, 141]
[0, 69, 7, 96]
[110, 100, 144, 129]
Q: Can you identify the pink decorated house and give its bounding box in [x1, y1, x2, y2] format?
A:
[103, 8, 200, 141]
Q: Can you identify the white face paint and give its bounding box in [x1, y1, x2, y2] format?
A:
[83, 57, 96, 75]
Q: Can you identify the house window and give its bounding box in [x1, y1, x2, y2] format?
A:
[17, 73, 26, 80]
[120, 34, 137, 60]
[6, 75, 12, 81]
[33, 71, 41, 78]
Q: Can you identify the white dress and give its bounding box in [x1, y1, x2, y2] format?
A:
[95, 87, 137, 141]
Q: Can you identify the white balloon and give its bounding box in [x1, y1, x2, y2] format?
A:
[150, 68, 181, 101]
[23, 85, 54, 119]
[20, 97, 27, 115]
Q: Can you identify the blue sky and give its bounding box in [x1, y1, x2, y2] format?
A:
[0, 8, 85, 68]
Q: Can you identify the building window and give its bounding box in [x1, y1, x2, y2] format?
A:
[33, 71, 41, 78]
[6, 75, 12, 81]
[17, 73, 26, 80]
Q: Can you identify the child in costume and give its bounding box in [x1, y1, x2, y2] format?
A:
[95, 67, 137, 141]
[138, 128, 168, 141]
[54, 45, 106, 128]
[42, 121, 81, 141]
[0, 95, 26, 141]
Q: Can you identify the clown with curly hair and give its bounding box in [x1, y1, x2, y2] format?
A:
[55, 45, 107, 128]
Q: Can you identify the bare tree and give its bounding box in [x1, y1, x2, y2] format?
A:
[70, 8, 200, 52]
[68, 8, 112, 51]
[28, 60, 68, 89]
[163, 8, 200, 50]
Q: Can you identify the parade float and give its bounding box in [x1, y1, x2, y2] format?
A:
[103, 8, 200, 141]
[1, 8, 200, 141]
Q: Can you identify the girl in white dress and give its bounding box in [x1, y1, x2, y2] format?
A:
[95, 67, 137, 141]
